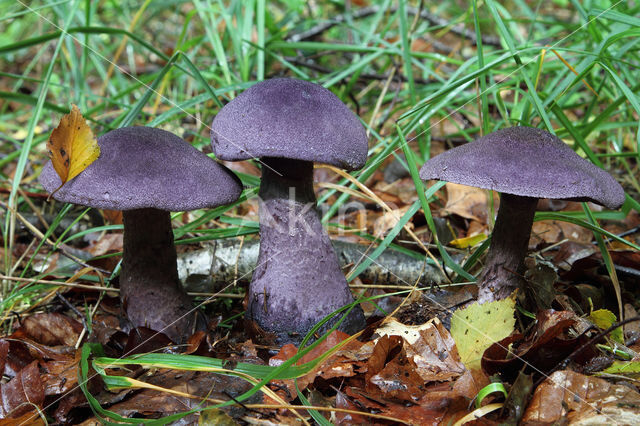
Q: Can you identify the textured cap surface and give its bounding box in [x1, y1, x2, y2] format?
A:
[211, 78, 368, 170]
[40, 126, 242, 211]
[419, 126, 625, 209]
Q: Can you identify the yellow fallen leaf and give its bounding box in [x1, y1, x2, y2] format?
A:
[449, 233, 487, 249]
[450, 295, 516, 370]
[46, 104, 100, 192]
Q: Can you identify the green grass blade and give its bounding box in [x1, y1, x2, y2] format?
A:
[534, 212, 640, 251]
[582, 203, 622, 320]
[4, 0, 81, 276]
[398, 0, 415, 102]
[397, 125, 475, 282]
[256, 0, 265, 80]
[484, 0, 553, 130]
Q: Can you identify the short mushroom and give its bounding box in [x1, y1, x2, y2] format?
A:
[419, 126, 625, 303]
[211, 78, 367, 344]
[40, 126, 242, 342]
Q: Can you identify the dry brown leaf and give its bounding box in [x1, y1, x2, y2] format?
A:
[442, 183, 489, 223]
[335, 389, 369, 425]
[107, 370, 255, 423]
[522, 370, 640, 424]
[557, 221, 593, 243]
[531, 220, 563, 246]
[41, 352, 81, 396]
[0, 340, 8, 377]
[482, 310, 593, 381]
[373, 205, 413, 236]
[366, 334, 403, 380]
[101, 209, 123, 225]
[0, 361, 45, 420]
[466, 219, 487, 238]
[363, 334, 424, 402]
[374, 177, 419, 204]
[88, 233, 123, 257]
[0, 410, 46, 425]
[377, 318, 466, 382]
[19, 313, 83, 347]
[369, 352, 425, 402]
[405, 320, 466, 383]
[268, 331, 361, 401]
[531, 220, 594, 247]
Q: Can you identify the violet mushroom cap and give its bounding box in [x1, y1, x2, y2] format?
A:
[211, 78, 368, 344]
[40, 126, 242, 342]
[419, 126, 625, 303]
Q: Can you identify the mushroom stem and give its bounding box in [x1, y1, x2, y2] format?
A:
[248, 158, 365, 344]
[120, 208, 198, 342]
[477, 193, 537, 303]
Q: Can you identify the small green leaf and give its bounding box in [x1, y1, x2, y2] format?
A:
[589, 309, 623, 344]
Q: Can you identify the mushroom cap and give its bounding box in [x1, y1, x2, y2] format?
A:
[40, 126, 242, 211]
[419, 126, 625, 209]
[210, 78, 368, 170]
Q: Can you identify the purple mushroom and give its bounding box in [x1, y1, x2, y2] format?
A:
[419, 127, 625, 303]
[211, 78, 368, 344]
[40, 126, 242, 342]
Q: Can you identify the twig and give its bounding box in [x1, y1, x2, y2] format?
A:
[17, 187, 49, 230]
[55, 290, 90, 349]
[0, 200, 111, 275]
[0, 274, 115, 292]
[284, 56, 439, 85]
[286, 5, 501, 47]
[56, 290, 87, 320]
[0, 187, 49, 199]
[595, 225, 640, 245]
[177, 239, 444, 291]
[222, 390, 263, 416]
[0, 275, 243, 299]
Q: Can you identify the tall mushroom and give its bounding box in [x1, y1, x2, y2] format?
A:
[419, 126, 625, 303]
[211, 78, 367, 344]
[40, 127, 242, 342]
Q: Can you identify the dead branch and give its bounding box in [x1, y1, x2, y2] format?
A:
[286, 5, 501, 47]
[177, 239, 444, 293]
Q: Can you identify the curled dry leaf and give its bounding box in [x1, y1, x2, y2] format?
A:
[369, 352, 426, 402]
[46, 104, 100, 193]
[366, 334, 404, 381]
[362, 334, 426, 402]
[345, 385, 448, 425]
[377, 318, 466, 382]
[482, 310, 594, 381]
